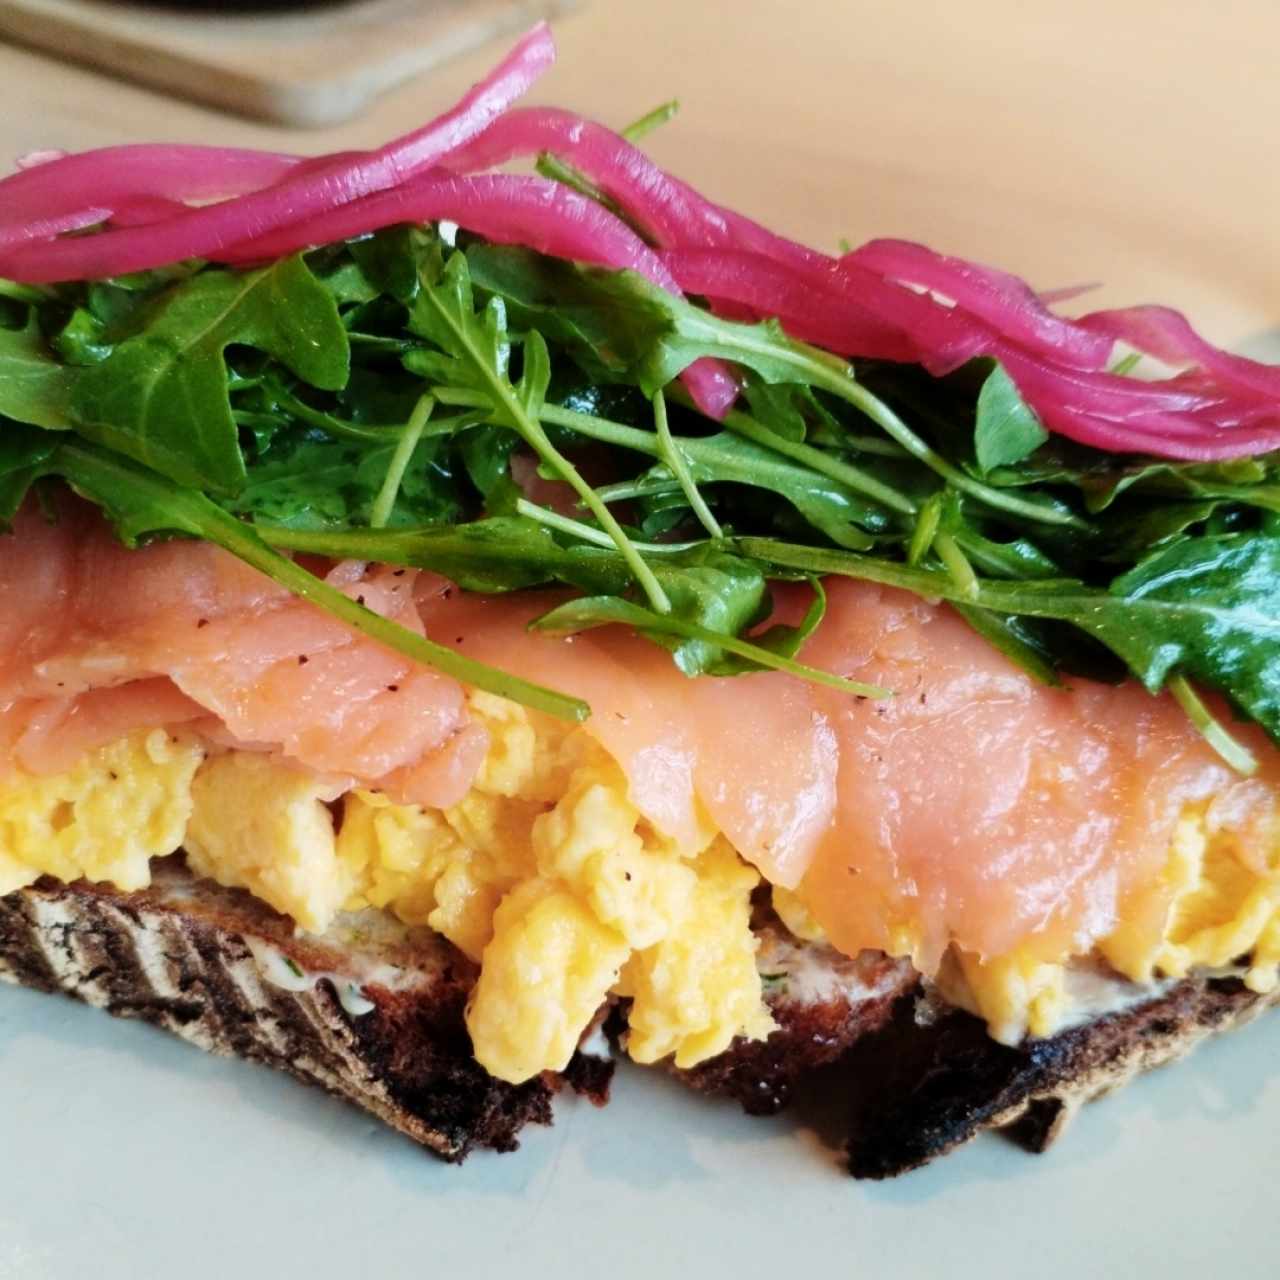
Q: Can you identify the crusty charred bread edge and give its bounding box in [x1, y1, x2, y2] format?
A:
[0, 865, 611, 1160]
[844, 974, 1280, 1178]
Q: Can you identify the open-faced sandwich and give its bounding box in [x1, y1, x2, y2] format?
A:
[4, 25, 1280, 1177]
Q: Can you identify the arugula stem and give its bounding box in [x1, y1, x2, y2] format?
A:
[532, 101, 677, 228]
[0, 279, 45, 304]
[370, 394, 434, 528]
[56, 443, 590, 723]
[594, 476, 683, 504]
[714, 401, 915, 515]
[653, 389, 723, 537]
[823, 434, 909, 459]
[907, 494, 942, 566]
[223, 528, 588, 722]
[933, 532, 979, 600]
[535, 154, 611, 208]
[1168, 675, 1259, 776]
[526, 427, 672, 613]
[346, 333, 421, 353]
[514, 497, 705, 553]
[737, 536, 1059, 613]
[533, 598, 892, 700]
[621, 100, 680, 142]
[271, 388, 399, 442]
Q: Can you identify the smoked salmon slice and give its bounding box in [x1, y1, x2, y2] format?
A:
[5, 499, 1278, 976]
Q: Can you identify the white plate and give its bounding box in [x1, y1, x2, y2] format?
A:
[2, 975, 1278, 1279]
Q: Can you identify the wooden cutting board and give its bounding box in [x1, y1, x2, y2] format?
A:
[0, 0, 578, 128]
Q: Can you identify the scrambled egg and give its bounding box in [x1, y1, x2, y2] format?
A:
[11, 692, 1280, 1072]
[0, 694, 773, 1084]
[0, 729, 202, 896]
[185, 752, 350, 934]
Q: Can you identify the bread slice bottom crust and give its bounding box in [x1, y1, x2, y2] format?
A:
[843, 973, 1280, 1178]
[3, 860, 1276, 1175]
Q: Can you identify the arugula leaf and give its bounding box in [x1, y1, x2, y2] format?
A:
[0, 321, 76, 428]
[952, 604, 1060, 686]
[647, 552, 768, 675]
[225, 431, 462, 531]
[0, 421, 58, 525]
[71, 256, 350, 494]
[741, 379, 808, 443]
[710, 577, 829, 676]
[1083, 459, 1280, 516]
[973, 363, 1048, 473]
[51, 307, 114, 366]
[466, 243, 674, 383]
[349, 226, 428, 303]
[1094, 534, 1280, 730]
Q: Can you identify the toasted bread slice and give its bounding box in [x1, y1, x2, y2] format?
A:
[0, 858, 610, 1160]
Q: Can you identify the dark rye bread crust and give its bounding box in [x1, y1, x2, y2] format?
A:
[0, 862, 609, 1159]
[844, 974, 1280, 1178]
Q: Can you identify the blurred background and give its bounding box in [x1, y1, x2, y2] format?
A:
[1, 0, 1276, 345]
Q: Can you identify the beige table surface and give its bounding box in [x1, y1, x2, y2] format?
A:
[1, 0, 1277, 348]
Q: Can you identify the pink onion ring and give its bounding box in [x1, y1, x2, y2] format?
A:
[1079, 305, 1280, 403]
[847, 239, 1115, 370]
[0, 145, 299, 249]
[0, 25, 555, 283]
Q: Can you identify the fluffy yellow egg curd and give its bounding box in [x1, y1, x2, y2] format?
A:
[4, 692, 1280, 1078]
[0, 694, 775, 1083]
